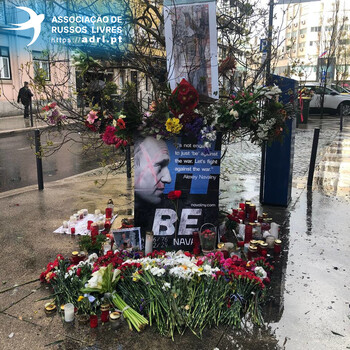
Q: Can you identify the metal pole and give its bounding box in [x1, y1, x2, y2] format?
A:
[340, 104, 343, 132]
[259, 141, 266, 203]
[34, 129, 44, 190]
[307, 128, 320, 188]
[126, 144, 132, 179]
[260, 1, 274, 203]
[29, 98, 33, 127]
[265, 0, 275, 83]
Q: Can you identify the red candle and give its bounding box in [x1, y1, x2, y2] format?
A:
[70, 227, 75, 235]
[90, 314, 98, 328]
[192, 231, 201, 255]
[237, 241, 244, 248]
[222, 250, 229, 259]
[274, 240, 282, 254]
[87, 220, 93, 230]
[244, 224, 253, 243]
[101, 310, 109, 323]
[239, 203, 245, 210]
[91, 224, 99, 243]
[105, 207, 112, 219]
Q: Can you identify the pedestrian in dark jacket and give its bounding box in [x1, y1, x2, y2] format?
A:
[17, 82, 33, 118]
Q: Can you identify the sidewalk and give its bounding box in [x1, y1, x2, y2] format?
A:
[0, 117, 349, 349]
[0, 115, 50, 136]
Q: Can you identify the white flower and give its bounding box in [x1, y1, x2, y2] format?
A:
[86, 266, 106, 289]
[254, 266, 267, 279]
[162, 282, 171, 290]
[119, 114, 127, 119]
[229, 109, 239, 118]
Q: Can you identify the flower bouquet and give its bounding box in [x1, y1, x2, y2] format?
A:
[42, 102, 67, 125]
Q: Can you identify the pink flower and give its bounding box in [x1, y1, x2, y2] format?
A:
[235, 101, 239, 104]
[102, 126, 118, 145]
[86, 110, 99, 124]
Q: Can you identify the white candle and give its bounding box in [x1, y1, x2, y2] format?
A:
[63, 221, 69, 228]
[64, 303, 74, 322]
[145, 232, 154, 255]
[95, 209, 101, 216]
[270, 222, 279, 239]
[238, 224, 245, 239]
[265, 235, 275, 248]
[82, 209, 88, 216]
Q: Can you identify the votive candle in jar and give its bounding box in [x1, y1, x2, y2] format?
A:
[265, 235, 275, 249]
[270, 222, 279, 239]
[247, 245, 258, 260]
[244, 224, 253, 243]
[145, 231, 154, 256]
[259, 242, 268, 257]
[63, 221, 69, 229]
[64, 303, 74, 322]
[70, 226, 75, 235]
[109, 311, 121, 329]
[105, 207, 112, 219]
[192, 231, 201, 255]
[100, 304, 110, 323]
[274, 239, 282, 254]
[87, 220, 93, 230]
[95, 209, 101, 216]
[91, 224, 99, 242]
[82, 209, 88, 217]
[90, 314, 98, 328]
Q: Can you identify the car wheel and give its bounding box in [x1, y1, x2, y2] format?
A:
[338, 102, 350, 116]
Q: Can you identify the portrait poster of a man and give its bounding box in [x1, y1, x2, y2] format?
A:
[134, 135, 221, 251]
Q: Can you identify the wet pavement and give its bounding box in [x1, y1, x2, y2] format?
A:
[0, 114, 349, 349]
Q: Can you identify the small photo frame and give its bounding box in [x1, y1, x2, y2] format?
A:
[112, 227, 142, 250]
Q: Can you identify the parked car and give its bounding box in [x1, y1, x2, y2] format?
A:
[329, 84, 350, 95]
[303, 83, 350, 115]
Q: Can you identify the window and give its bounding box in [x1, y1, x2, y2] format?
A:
[311, 26, 321, 32]
[32, 51, 50, 81]
[0, 46, 11, 79]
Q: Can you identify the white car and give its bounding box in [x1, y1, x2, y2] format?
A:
[304, 84, 350, 115]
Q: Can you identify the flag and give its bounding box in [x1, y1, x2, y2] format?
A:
[319, 51, 327, 58]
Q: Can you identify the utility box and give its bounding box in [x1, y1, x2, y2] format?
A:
[262, 75, 297, 206]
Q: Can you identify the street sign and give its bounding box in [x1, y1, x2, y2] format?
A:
[260, 39, 268, 53]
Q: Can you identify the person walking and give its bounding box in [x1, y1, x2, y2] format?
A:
[17, 82, 33, 119]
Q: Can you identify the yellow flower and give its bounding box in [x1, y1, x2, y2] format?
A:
[198, 267, 203, 272]
[184, 305, 190, 310]
[166, 118, 183, 134]
[77, 296, 84, 302]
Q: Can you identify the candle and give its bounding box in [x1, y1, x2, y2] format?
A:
[95, 209, 101, 216]
[63, 221, 69, 228]
[274, 239, 282, 254]
[100, 304, 110, 323]
[70, 226, 75, 235]
[265, 235, 275, 249]
[91, 224, 99, 242]
[105, 207, 112, 219]
[90, 314, 98, 328]
[87, 220, 93, 230]
[244, 224, 253, 243]
[145, 231, 154, 256]
[270, 222, 279, 239]
[82, 209, 88, 217]
[192, 231, 201, 255]
[238, 224, 245, 239]
[64, 303, 74, 322]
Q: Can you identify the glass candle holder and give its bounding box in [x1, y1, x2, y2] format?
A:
[145, 231, 154, 256]
[90, 314, 98, 328]
[192, 231, 201, 255]
[244, 224, 253, 243]
[199, 229, 217, 254]
[64, 303, 74, 322]
[100, 304, 110, 323]
[105, 207, 112, 219]
[274, 239, 282, 254]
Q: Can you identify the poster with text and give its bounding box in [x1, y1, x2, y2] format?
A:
[164, 0, 219, 99]
[134, 134, 221, 250]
